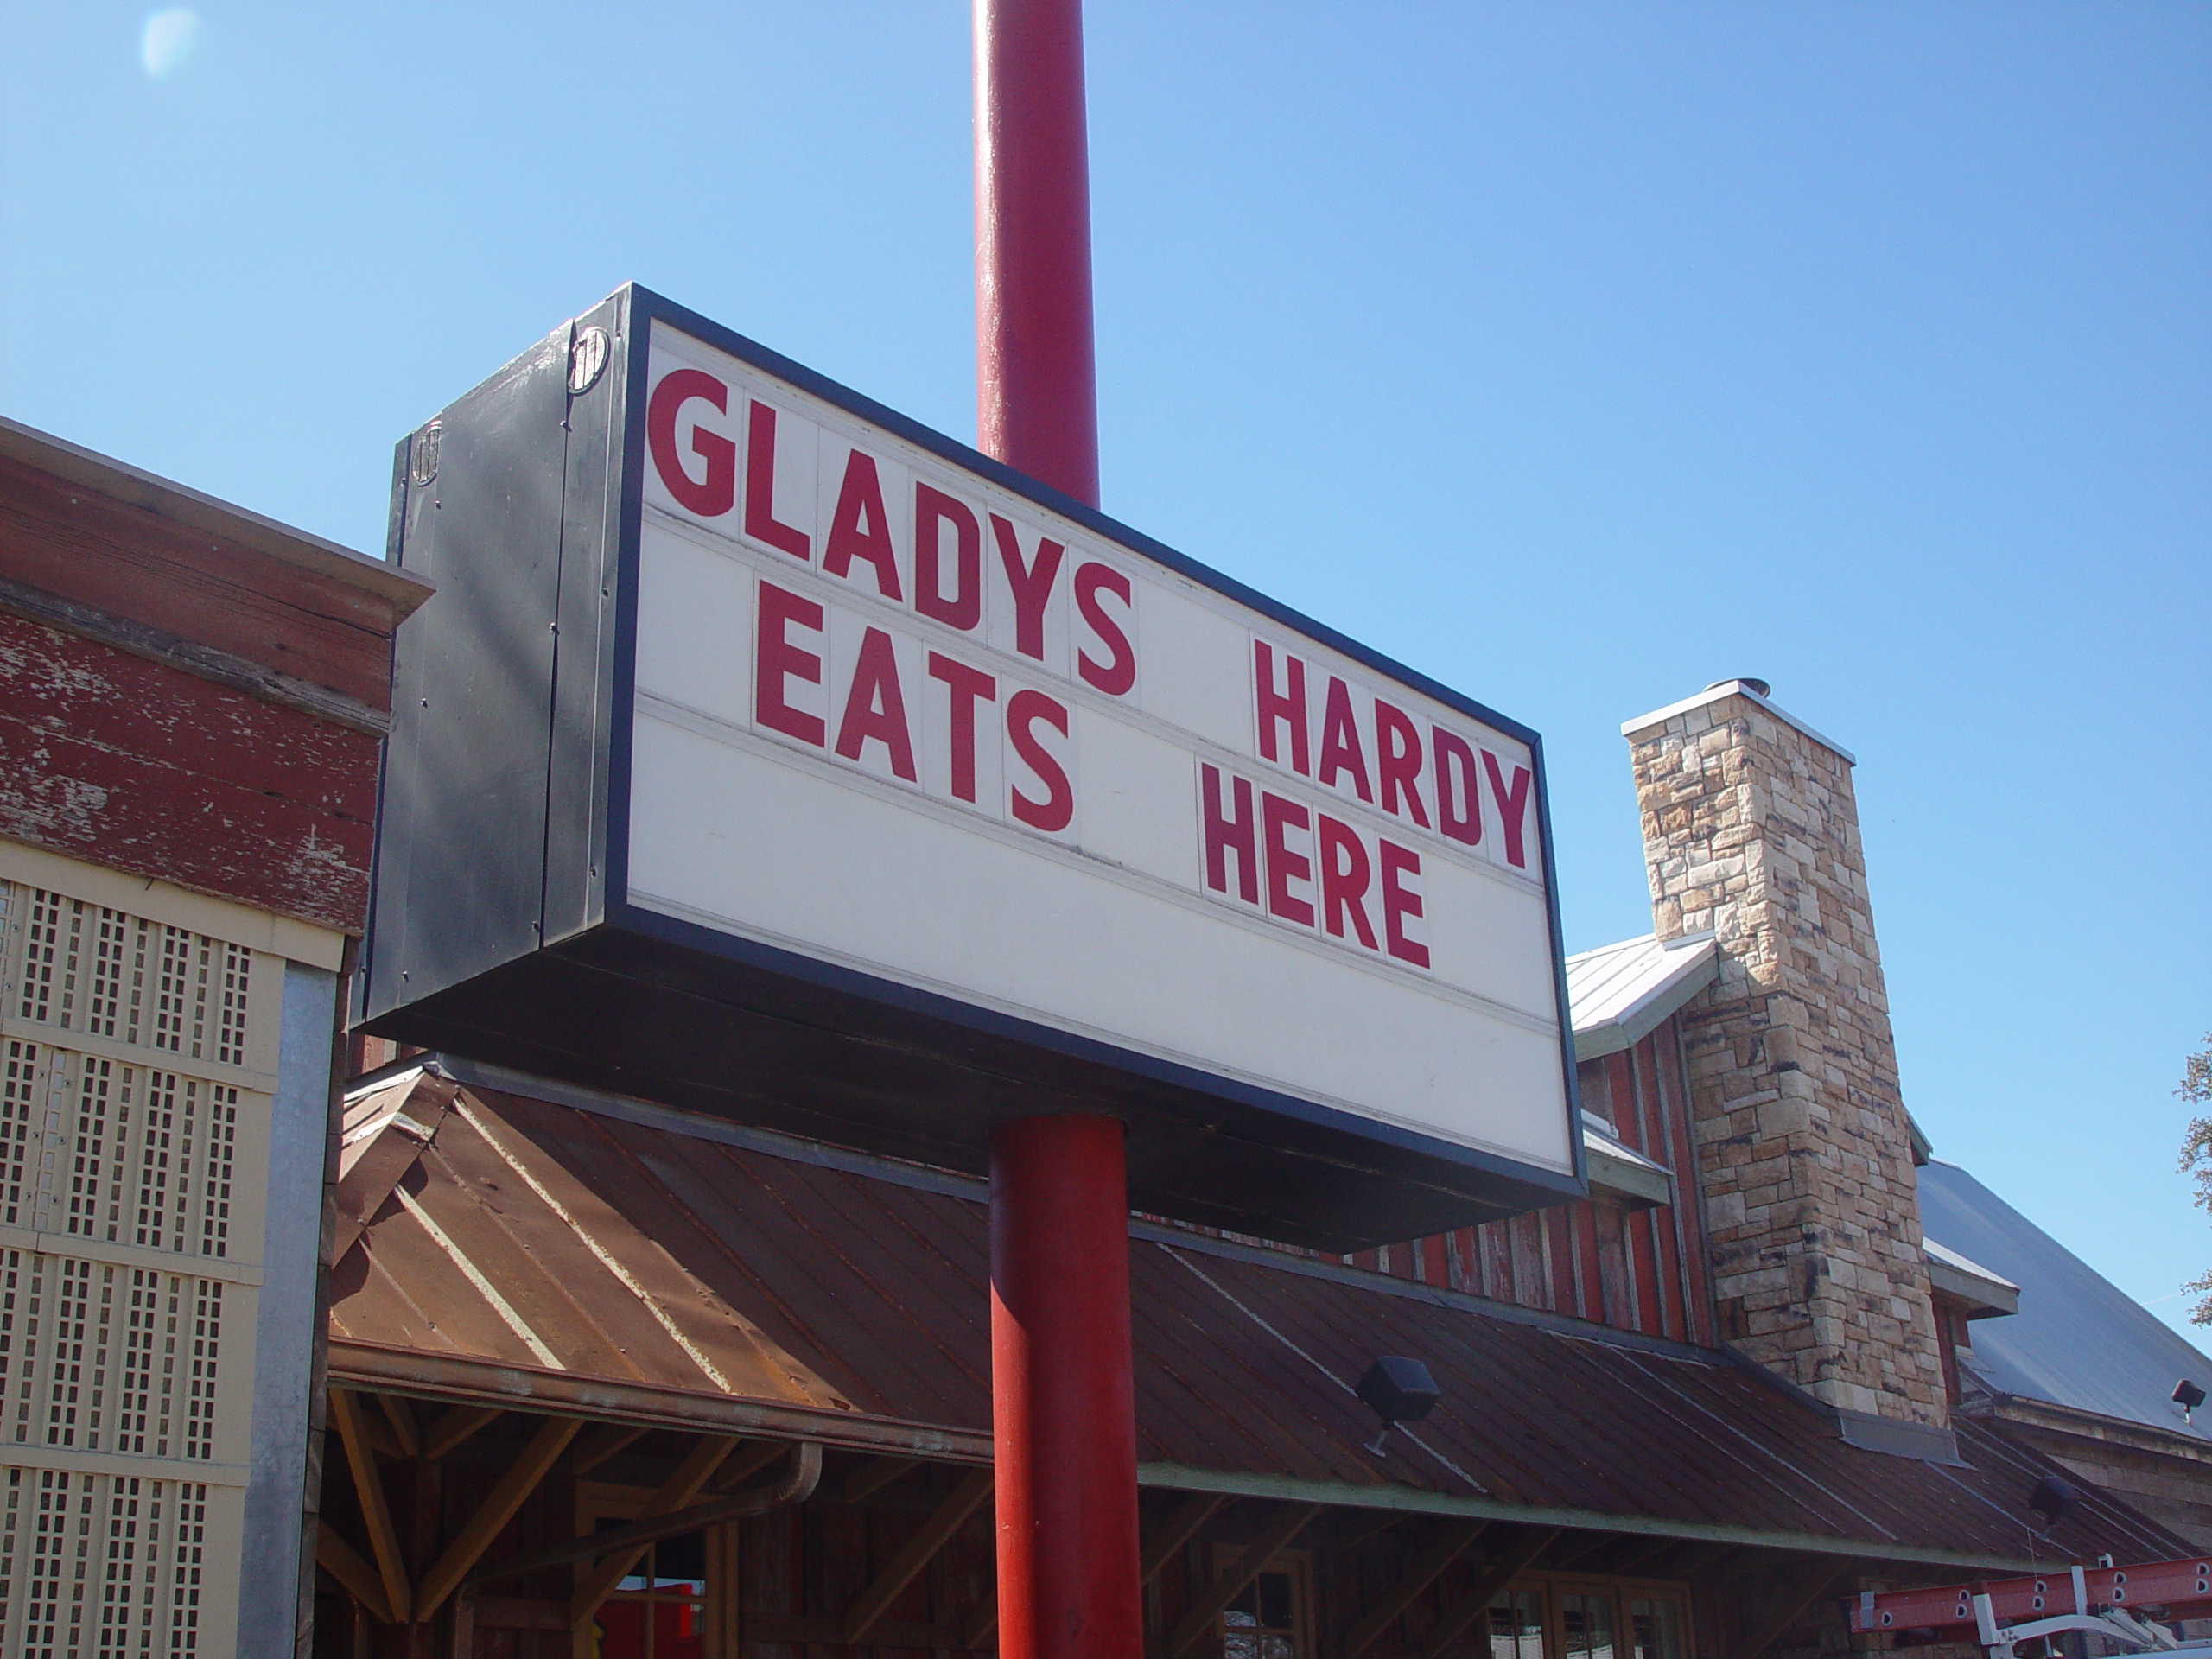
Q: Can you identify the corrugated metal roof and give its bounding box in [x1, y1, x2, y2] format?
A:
[1920, 1160, 2212, 1442]
[1564, 934, 1719, 1060]
[327, 1070, 2196, 1570]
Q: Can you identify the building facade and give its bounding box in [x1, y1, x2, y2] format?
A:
[312, 676, 2211, 1659]
[0, 418, 427, 1656]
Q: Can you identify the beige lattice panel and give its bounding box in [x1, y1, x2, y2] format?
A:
[0, 855, 279, 1659]
[0, 1469, 241, 1656]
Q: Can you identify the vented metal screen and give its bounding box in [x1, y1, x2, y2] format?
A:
[0, 863, 280, 1657]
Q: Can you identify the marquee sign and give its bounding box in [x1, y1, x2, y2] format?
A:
[359, 285, 1581, 1249]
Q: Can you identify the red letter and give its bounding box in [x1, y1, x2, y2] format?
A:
[834, 627, 918, 780]
[992, 515, 1065, 661]
[929, 652, 996, 803]
[1483, 750, 1533, 869]
[1253, 641, 1308, 774]
[647, 370, 734, 517]
[1379, 840, 1430, 968]
[754, 581, 825, 746]
[1375, 699, 1431, 828]
[1261, 791, 1315, 927]
[915, 484, 982, 631]
[1007, 690, 1073, 832]
[1316, 677, 1373, 802]
[1318, 815, 1378, 950]
[823, 450, 902, 600]
[1433, 728, 1483, 848]
[1075, 562, 1135, 695]
[745, 402, 810, 560]
[1200, 765, 1259, 905]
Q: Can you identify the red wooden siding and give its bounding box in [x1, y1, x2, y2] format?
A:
[1336, 1017, 1716, 1347]
[0, 610, 379, 931]
[0, 452, 407, 711]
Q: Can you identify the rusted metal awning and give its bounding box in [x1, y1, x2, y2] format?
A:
[328, 1065, 2195, 1573]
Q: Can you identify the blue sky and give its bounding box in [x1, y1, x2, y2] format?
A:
[3, 3, 2207, 1339]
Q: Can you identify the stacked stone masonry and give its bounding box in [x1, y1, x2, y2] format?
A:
[1629, 689, 1948, 1426]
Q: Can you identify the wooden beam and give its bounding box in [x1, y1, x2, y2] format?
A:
[1166, 1503, 1322, 1656]
[1734, 1559, 1853, 1659]
[845, 1455, 924, 1504]
[1342, 1520, 1490, 1659]
[315, 1523, 394, 1625]
[1594, 1534, 1684, 1579]
[422, 1405, 501, 1462]
[843, 1469, 995, 1644]
[355, 1404, 405, 1461]
[715, 1440, 789, 1491]
[569, 1436, 739, 1630]
[571, 1423, 651, 1478]
[376, 1393, 421, 1459]
[1715, 1548, 1785, 1587]
[961, 1594, 1000, 1652]
[411, 1414, 582, 1624]
[476, 1478, 801, 1582]
[1334, 1509, 1408, 1554]
[1550, 1531, 1626, 1571]
[1414, 1528, 1561, 1659]
[328, 1389, 411, 1624]
[1141, 1493, 1228, 1585]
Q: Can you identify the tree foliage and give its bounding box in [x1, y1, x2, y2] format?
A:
[2176, 1034, 2212, 1324]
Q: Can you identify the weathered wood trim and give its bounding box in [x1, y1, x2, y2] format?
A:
[1342, 1519, 1489, 1659]
[421, 1405, 503, 1462]
[1132, 1463, 2052, 1574]
[842, 1468, 994, 1643]
[1167, 1503, 1323, 1656]
[845, 1456, 927, 1503]
[0, 573, 394, 735]
[569, 1436, 741, 1629]
[1414, 1528, 1561, 1659]
[572, 1423, 652, 1478]
[0, 414, 432, 614]
[1734, 1559, 1853, 1659]
[329, 1339, 995, 1462]
[328, 1389, 411, 1624]
[411, 1413, 582, 1623]
[315, 1524, 395, 1625]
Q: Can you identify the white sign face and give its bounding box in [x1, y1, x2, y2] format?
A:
[625, 321, 1573, 1177]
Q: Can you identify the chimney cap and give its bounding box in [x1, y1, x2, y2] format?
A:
[1706, 677, 1771, 698]
[1622, 680, 1855, 764]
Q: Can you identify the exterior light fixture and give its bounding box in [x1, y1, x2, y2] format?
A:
[1356, 1357, 1440, 1457]
[2173, 1378, 2206, 1422]
[2027, 1474, 2077, 1531]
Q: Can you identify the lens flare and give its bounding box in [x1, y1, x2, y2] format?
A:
[141, 9, 201, 80]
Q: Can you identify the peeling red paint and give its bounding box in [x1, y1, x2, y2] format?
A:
[0, 611, 376, 931]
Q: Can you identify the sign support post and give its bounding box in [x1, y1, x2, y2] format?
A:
[974, 6, 1145, 1659]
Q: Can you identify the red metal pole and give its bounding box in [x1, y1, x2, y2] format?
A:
[988, 1116, 1141, 1659]
[975, 7, 1139, 1659]
[974, 0, 1101, 507]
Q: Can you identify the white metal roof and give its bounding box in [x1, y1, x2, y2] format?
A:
[1565, 931, 1720, 1060]
[1919, 1160, 2212, 1441]
[1925, 1236, 2021, 1318]
[1581, 1112, 1671, 1207]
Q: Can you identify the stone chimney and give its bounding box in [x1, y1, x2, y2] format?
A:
[1626, 680, 1948, 1431]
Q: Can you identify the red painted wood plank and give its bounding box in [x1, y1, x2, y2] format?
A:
[0, 612, 378, 812]
[0, 455, 402, 709]
[1653, 1020, 1719, 1346]
[0, 613, 378, 927]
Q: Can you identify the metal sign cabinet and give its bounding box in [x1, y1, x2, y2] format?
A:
[359, 284, 1582, 1251]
